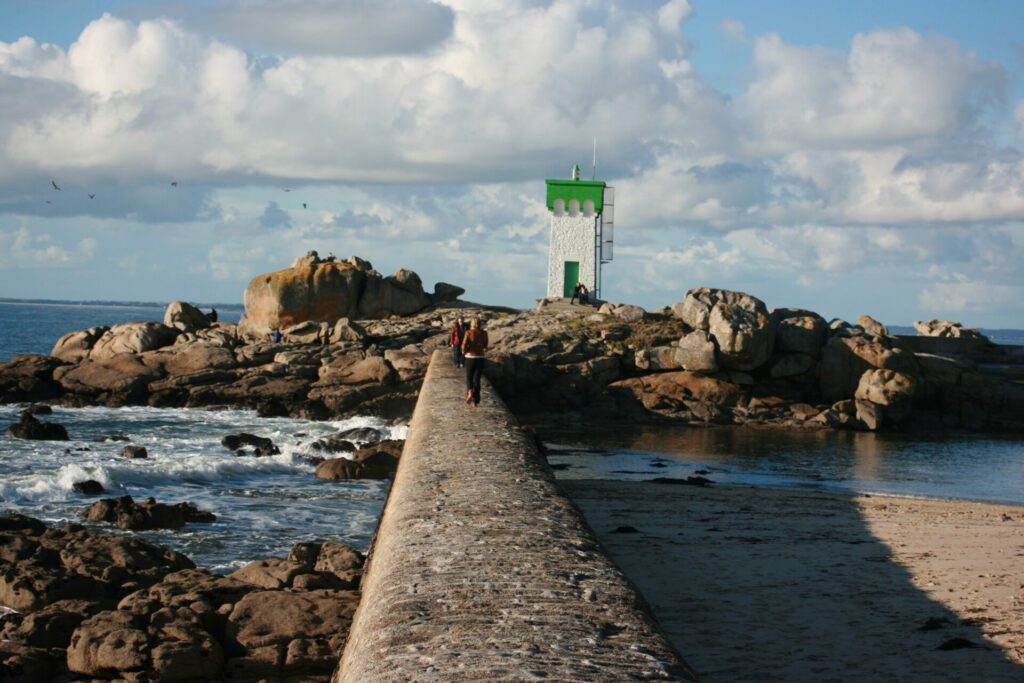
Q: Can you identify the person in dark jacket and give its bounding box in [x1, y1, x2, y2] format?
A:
[207, 307, 218, 323]
[570, 282, 589, 305]
[449, 316, 467, 367]
[461, 318, 488, 406]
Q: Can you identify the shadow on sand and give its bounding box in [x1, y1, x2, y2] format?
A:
[550, 426, 1023, 682]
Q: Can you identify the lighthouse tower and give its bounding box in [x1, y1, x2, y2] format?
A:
[544, 165, 614, 299]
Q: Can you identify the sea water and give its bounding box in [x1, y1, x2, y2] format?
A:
[541, 424, 1024, 506]
[0, 403, 401, 571]
[0, 301, 391, 570]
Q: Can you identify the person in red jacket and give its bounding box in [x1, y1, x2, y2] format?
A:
[461, 318, 488, 406]
[449, 316, 467, 367]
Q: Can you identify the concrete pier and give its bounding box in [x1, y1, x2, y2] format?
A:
[336, 350, 694, 682]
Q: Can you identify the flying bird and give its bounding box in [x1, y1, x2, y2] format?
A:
[45, 200, 51, 204]
[283, 188, 291, 192]
[88, 194, 95, 199]
[51, 180, 61, 191]
[170, 181, 178, 187]
[302, 203, 307, 209]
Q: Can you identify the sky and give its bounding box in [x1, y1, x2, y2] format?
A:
[1, 0, 1023, 327]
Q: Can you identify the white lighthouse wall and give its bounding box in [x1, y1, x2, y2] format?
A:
[546, 214, 598, 298]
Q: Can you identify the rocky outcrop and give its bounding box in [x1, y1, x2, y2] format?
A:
[89, 322, 180, 359]
[672, 289, 774, 371]
[432, 282, 465, 303]
[857, 315, 889, 337]
[315, 440, 404, 481]
[599, 302, 646, 322]
[708, 302, 773, 371]
[0, 515, 361, 682]
[358, 268, 432, 318]
[819, 336, 918, 403]
[163, 301, 211, 333]
[56, 354, 166, 404]
[241, 252, 457, 337]
[331, 318, 367, 344]
[674, 330, 717, 373]
[771, 309, 827, 357]
[82, 496, 216, 530]
[1, 268, 1018, 433]
[6, 410, 68, 441]
[914, 319, 989, 341]
[855, 368, 916, 424]
[51, 326, 108, 363]
[0, 355, 65, 402]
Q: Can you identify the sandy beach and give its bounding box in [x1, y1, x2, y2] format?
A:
[562, 479, 1024, 682]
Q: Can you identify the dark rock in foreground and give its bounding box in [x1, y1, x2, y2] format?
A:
[0, 514, 361, 682]
[120, 444, 148, 459]
[221, 432, 280, 456]
[82, 496, 216, 530]
[72, 480, 105, 495]
[5, 411, 68, 441]
[315, 440, 404, 481]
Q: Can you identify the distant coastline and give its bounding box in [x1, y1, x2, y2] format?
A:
[0, 297, 243, 311]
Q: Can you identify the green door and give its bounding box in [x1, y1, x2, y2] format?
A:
[563, 261, 580, 298]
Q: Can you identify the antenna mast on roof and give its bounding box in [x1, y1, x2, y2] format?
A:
[592, 137, 597, 180]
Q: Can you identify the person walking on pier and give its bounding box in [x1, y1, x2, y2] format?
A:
[461, 318, 488, 406]
[449, 316, 467, 368]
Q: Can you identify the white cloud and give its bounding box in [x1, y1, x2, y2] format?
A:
[0, 228, 96, 267]
[741, 28, 1004, 149]
[658, 0, 693, 33]
[207, 243, 269, 281]
[1, 5, 1024, 325]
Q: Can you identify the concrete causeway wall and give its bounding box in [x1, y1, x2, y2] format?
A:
[335, 350, 694, 682]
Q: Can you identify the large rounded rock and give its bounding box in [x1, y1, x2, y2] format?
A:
[357, 268, 432, 318]
[856, 314, 889, 337]
[243, 257, 368, 336]
[56, 354, 165, 402]
[708, 303, 774, 371]
[855, 369, 916, 423]
[0, 355, 65, 403]
[771, 308, 827, 357]
[51, 326, 108, 363]
[674, 330, 717, 373]
[432, 282, 465, 303]
[67, 611, 149, 676]
[819, 336, 919, 402]
[315, 440, 403, 481]
[6, 411, 68, 441]
[163, 301, 211, 333]
[89, 322, 180, 360]
[672, 288, 768, 330]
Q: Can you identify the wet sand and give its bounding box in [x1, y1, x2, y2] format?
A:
[561, 479, 1024, 682]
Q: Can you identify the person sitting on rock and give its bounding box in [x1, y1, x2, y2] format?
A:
[461, 318, 489, 407]
[207, 307, 218, 323]
[570, 282, 589, 305]
[449, 316, 467, 368]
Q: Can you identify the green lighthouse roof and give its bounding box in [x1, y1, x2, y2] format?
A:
[545, 178, 606, 215]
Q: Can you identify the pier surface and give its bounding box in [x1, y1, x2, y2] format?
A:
[336, 350, 693, 682]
